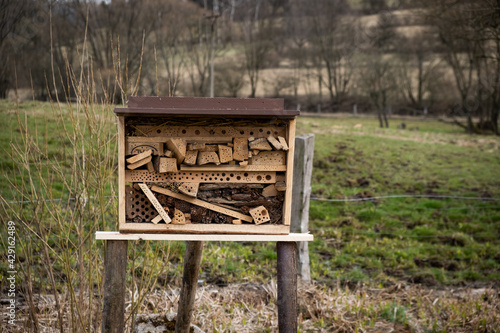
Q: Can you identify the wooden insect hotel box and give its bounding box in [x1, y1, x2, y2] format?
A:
[115, 97, 299, 234]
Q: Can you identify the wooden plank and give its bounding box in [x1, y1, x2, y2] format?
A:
[180, 164, 287, 172]
[175, 241, 204, 333]
[151, 185, 254, 222]
[126, 149, 152, 164]
[97, 231, 313, 241]
[126, 136, 168, 143]
[138, 183, 171, 223]
[118, 117, 126, 227]
[102, 240, 128, 333]
[127, 155, 152, 170]
[125, 170, 276, 183]
[283, 119, 296, 226]
[249, 151, 286, 165]
[277, 241, 298, 333]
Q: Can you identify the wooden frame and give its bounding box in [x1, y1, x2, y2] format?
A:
[117, 97, 298, 234]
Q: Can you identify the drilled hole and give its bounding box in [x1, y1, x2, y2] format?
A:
[182, 129, 187, 134]
[257, 175, 262, 181]
[266, 175, 272, 180]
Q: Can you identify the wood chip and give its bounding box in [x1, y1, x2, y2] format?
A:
[239, 161, 248, 166]
[262, 184, 278, 197]
[232, 219, 242, 225]
[151, 215, 163, 224]
[146, 161, 155, 173]
[187, 143, 206, 151]
[277, 136, 289, 150]
[166, 138, 186, 164]
[126, 149, 153, 164]
[267, 136, 283, 150]
[275, 181, 287, 191]
[127, 155, 152, 170]
[249, 138, 272, 151]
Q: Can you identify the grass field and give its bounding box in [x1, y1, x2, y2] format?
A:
[1, 100, 499, 332]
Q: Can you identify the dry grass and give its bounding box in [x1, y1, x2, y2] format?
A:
[5, 281, 498, 332]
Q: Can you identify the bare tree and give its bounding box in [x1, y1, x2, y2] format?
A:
[428, 0, 500, 135]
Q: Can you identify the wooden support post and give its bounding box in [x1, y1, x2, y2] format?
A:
[277, 241, 297, 333]
[175, 241, 204, 333]
[291, 134, 314, 282]
[102, 240, 128, 333]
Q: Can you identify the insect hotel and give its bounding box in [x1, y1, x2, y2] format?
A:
[116, 96, 299, 234]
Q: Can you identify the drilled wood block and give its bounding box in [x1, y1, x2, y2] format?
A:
[172, 208, 186, 225]
[249, 206, 271, 225]
[249, 151, 286, 165]
[218, 145, 233, 163]
[154, 156, 178, 173]
[125, 186, 156, 222]
[178, 183, 200, 197]
[197, 151, 220, 165]
[126, 170, 276, 183]
[184, 150, 198, 166]
[233, 138, 248, 161]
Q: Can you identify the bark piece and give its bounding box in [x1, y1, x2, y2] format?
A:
[249, 206, 271, 225]
[267, 136, 283, 150]
[126, 149, 152, 164]
[184, 150, 198, 166]
[166, 138, 187, 164]
[278, 136, 289, 150]
[164, 150, 173, 157]
[127, 155, 152, 170]
[218, 145, 233, 163]
[262, 184, 278, 197]
[197, 151, 220, 165]
[275, 181, 287, 191]
[249, 138, 273, 151]
[178, 183, 200, 197]
[233, 138, 248, 161]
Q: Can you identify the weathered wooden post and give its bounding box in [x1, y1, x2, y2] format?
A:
[175, 241, 204, 333]
[277, 241, 298, 333]
[291, 134, 315, 282]
[102, 240, 128, 333]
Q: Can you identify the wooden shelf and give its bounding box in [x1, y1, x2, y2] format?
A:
[96, 231, 313, 242]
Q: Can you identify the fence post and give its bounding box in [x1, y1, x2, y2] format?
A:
[102, 240, 128, 333]
[291, 134, 315, 282]
[175, 241, 204, 333]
